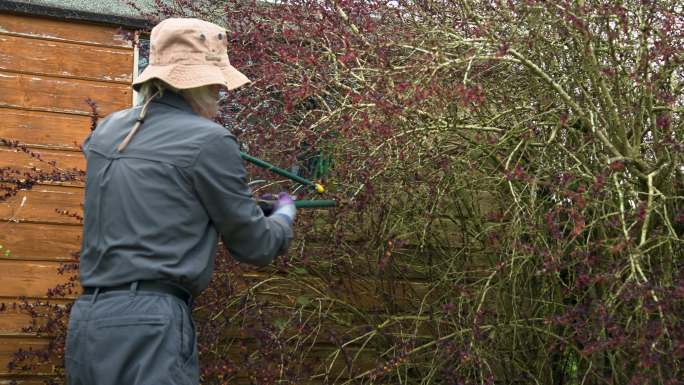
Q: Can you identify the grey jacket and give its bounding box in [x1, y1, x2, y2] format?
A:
[79, 91, 292, 296]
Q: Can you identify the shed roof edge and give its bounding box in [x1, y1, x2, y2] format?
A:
[0, 0, 150, 29]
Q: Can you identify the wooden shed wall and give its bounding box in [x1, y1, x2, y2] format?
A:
[0, 12, 133, 383]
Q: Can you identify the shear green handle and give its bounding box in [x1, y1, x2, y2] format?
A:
[240, 152, 325, 193]
[258, 199, 336, 216]
[294, 200, 337, 208]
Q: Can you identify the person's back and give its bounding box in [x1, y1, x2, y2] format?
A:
[65, 18, 296, 385]
[80, 90, 290, 296]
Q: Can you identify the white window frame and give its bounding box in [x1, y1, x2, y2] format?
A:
[132, 31, 150, 106]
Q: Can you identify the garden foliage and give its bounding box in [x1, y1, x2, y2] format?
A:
[2, 0, 683, 384]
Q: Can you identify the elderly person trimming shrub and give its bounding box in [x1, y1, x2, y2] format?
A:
[64, 18, 295, 385]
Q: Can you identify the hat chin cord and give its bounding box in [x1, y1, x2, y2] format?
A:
[117, 89, 163, 153]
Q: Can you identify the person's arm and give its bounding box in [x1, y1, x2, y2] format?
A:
[192, 132, 293, 266]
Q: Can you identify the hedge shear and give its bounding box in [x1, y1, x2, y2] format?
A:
[240, 152, 337, 214]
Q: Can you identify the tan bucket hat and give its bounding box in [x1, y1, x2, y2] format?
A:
[132, 18, 250, 91]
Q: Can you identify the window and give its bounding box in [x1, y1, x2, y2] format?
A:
[132, 34, 150, 105]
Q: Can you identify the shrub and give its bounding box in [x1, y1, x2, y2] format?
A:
[3, 0, 683, 384]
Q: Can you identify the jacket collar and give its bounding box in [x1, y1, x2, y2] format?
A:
[152, 90, 195, 113]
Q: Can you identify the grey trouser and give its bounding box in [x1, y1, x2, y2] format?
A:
[65, 284, 199, 385]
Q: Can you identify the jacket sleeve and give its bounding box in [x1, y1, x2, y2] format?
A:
[191, 132, 293, 266]
[82, 129, 96, 158]
[83, 115, 109, 158]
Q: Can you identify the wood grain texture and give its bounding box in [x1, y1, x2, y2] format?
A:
[0, 13, 132, 48]
[0, 71, 131, 115]
[0, 336, 52, 375]
[0, 185, 83, 225]
[0, 109, 91, 150]
[0, 298, 70, 337]
[0, 311, 29, 335]
[0, 307, 48, 335]
[0, 222, 81, 261]
[0, 378, 58, 384]
[0, 260, 75, 299]
[0, 147, 87, 173]
[0, 35, 133, 83]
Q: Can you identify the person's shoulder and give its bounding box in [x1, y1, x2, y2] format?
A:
[180, 117, 239, 166]
[92, 106, 138, 135]
[191, 117, 237, 146]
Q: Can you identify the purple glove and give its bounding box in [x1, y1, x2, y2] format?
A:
[272, 192, 296, 225]
[258, 193, 276, 201]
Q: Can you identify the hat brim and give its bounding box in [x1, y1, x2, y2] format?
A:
[132, 63, 250, 91]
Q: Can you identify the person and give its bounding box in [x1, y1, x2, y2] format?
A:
[64, 18, 295, 385]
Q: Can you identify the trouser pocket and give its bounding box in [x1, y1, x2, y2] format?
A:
[89, 314, 181, 385]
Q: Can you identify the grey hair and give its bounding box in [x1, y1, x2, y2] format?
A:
[118, 80, 220, 152]
[137, 79, 168, 103]
[137, 79, 220, 118]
